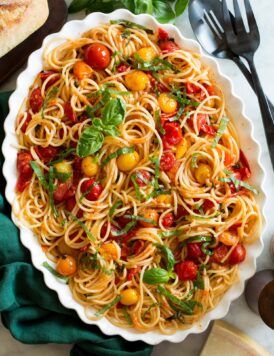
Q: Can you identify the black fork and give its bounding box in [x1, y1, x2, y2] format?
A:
[222, 0, 274, 168]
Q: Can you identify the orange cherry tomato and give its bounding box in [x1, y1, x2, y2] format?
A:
[139, 209, 159, 227]
[84, 43, 111, 70]
[56, 255, 77, 276]
[73, 61, 93, 80]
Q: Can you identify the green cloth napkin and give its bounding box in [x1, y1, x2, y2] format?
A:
[0, 92, 152, 356]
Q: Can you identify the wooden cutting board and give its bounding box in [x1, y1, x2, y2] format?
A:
[0, 0, 68, 86]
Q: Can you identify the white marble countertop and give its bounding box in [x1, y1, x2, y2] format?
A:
[1, 0, 274, 355]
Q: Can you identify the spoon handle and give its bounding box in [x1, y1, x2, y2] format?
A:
[233, 56, 274, 116]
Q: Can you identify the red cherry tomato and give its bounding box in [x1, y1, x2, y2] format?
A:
[127, 266, 141, 281]
[158, 28, 169, 41]
[85, 43, 111, 70]
[175, 260, 198, 281]
[160, 152, 176, 172]
[54, 180, 75, 203]
[229, 244, 246, 265]
[212, 244, 229, 264]
[229, 223, 242, 235]
[132, 240, 144, 255]
[158, 40, 179, 53]
[64, 102, 77, 123]
[19, 112, 32, 133]
[162, 213, 174, 228]
[81, 178, 103, 201]
[186, 82, 201, 94]
[135, 170, 151, 187]
[65, 197, 76, 212]
[117, 63, 130, 73]
[29, 87, 43, 113]
[239, 150, 251, 178]
[203, 199, 215, 212]
[187, 243, 204, 260]
[16, 151, 33, 192]
[40, 71, 59, 90]
[162, 122, 183, 146]
[35, 146, 58, 164]
[101, 221, 119, 239]
[190, 114, 216, 136]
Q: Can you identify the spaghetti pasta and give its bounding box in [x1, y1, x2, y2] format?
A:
[14, 21, 261, 333]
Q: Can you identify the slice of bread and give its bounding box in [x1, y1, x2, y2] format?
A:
[0, 0, 49, 58]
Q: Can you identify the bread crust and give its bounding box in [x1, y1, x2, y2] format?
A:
[0, 0, 49, 58]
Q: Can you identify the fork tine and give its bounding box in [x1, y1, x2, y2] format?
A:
[208, 10, 224, 34]
[244, 0, 259, 33]
[233, 0, 246, 33]
[222, 0, 235, 37]
[203, 10, 222, 40]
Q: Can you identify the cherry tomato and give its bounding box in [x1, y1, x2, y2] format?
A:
[117, 63, 130, 73]
[212, 244, 229, 264]
[198, 114, 216, 136]
[35, 146, 58, 163]
[158, 40, 179, 53]
[158, 27, 169, 41]
[186, 82, 201, 94]
[81, 178, 103, 201]
[40, 70, 59, 90]
[239, 150, 251, 179]
[162, 213, 174, 228]
[203, 199, 215, 212]
[65, 197, 76, 212]
[176, 205, 188, 218]
[19, 112, 32, 133]
[84, 43, 111, 70]
[64, 102, 77, 123]
[54, 180, 75, 203]
[162, 122, 183, 146]
[135, 170, 151, 187]
[29, 87, 43, 113]
[160, 152, 176, 172]
[175, 260, 198, 281]
[139, 209, 159, 227]
[16, 151, 33, 192]
[127, 266, 141, 281]
[132, 240, 144, 255]
[56, 255, 77, 276]
[229, 244, 246, 265]
[187, 243, 204, 260]
[101, 221, 119, 239]
[229, 223, 242, 235]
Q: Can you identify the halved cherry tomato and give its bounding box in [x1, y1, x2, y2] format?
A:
[16, 151, 33, 192]
[29, 87, 43, 113]
[203, 199, 215, 212]
[158, 27, 169, 41]
[160, 152, 176, 172]
[175, 260, 198, 281]
[162, 213, 174, 228]
[85, 43, 111, 70]
[190, 114, 216, 136]
[176, 205, 188, 218]
[239, 150, 251, 177]
[186, 82, 200, 94]
[64, 102, 77, 123]
[127, 266, 141, 281]
[187, 243, 204, 260]
[212, 244, 229, 264]
[135, 170, 151, 187]
[101, 221, 119, 239]
[162, 122, 183, 146]
[54, 180, 75, 203]
[117, 63, 130, 73]
[229, 244, 246, 264]
[158, 40, 179, 53]
[19, 112, 32, 133]
[40, 70, 59, 90]
[35, 146, 58, 163]
[81, 178, 103, 201]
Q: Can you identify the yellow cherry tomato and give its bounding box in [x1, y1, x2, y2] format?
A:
[56, 255, 77, 276]
[206, 98, 215, 108]
[135, 47, 156, 62]
[117, 151, 140, 172]
[99, 243, 118, 261]
[176, 138, 189, 159]
[120, 288, 139, 306]
[156, 194, 172, 205]
[219, 232, 238, 246]
[73, 61, 93, 80]
[194, 163, 212, 185]
[125, 70, 149, 91]
[139, 209, 159, 227]
[81, 156, 99, 177]
[158, 93, 178, 114]
[54, 160, 73, 175]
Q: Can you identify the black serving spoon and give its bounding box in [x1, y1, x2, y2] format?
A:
[188, 0, 274, 115]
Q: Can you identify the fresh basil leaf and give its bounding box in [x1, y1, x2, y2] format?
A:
[30, 161, 48, 189]
[175, 0, 190, 16]
[102, 146, 135, 166]
[41, 86, 58, 119]
[150, 156, 160, 189]
[211, 117, 229, 148]
[50, 148, 76, 166]
[155, 244, 175, 271]
[143, 268, 171, 284]
[142, 302, 161, 320]
[180, 235, 212, 246]
[124, 214, 157, 225]
[193, 273, 204, 290]
[48, 166, 58, 218]
[219, 170, 258, 195]
[79, 180, 99, 202]
[159, 230, 181, 238]
[122, 306, 133, 325]
[152, 0, 175, 23]
[111, 220, 137, 236]
[103, 125, 120, 137]
[122, 0, 154, 14]
[155, 109, 165, 135]
[109, 200, 123, 219]
[65, 210, 95, 242]
[80, 252, 115, 275]
[68, 0, 90, 13]
[77, 127, 104, 157]
[102, 97, 125, 126]
[110, 19, 154, 34]
[42, 261, 68, 282]
[54, 170, 72, 183]
[201, 242, 213, 256]
[131, 175, 143, 201]
[95, 296, 121, 316]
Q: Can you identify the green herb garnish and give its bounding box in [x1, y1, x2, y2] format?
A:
[65, 210, 95, 242]
[102, 146, 135, 166]
[42, 261, 68, 282]
[95, 296, 121, 317]
[212, 117, 230, 148]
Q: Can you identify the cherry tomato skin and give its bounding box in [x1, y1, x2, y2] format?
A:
[135, 170, 151, 187]
[35, 146, 58, 163]
[29, 87, 43, 113]
[19, 112, 32, 133]
[229, 244, 246, 265]
[132, 240, 144, 255]
[16, 151, 33, 192]
[162, 122, 183, 146]
[239, 150, 251, 178]
[160, 152, 176, 172]
[175, 260, 198, 281]
[117, 63, 129, 73]
[85, 43, 111, 70]
[158, 27, 169, 41]
[186, 83, 200, 94]
[203, 199, 215, 212]
[212, 244, 229, 264]
[56, 255, 77, 276]
[127, 266, 141, 281]
[54, 181, 75, 203]
[81, 178, 103, 201]
[162, 213, 174, 228]
[40, 71, 59, 90]
[187, 243, 204, 260]
[158, 40, 179, 53]
[176, 205, 188, 218]
[64, 102, 77, 123]
[65, 197, 76, 212]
